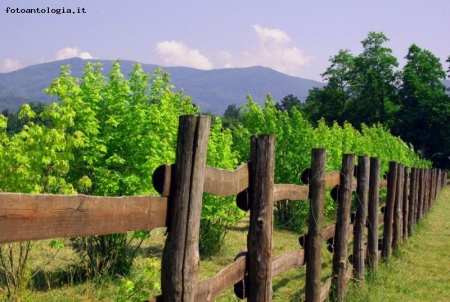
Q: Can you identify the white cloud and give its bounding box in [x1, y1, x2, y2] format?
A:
[219, 25, 315, 77]
[155, 40, 213, 70]
[55, 47, 94, 60]
[0, 58, 23, 73]
[253, 25, 291, 44]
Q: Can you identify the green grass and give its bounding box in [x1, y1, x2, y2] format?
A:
[346, 186, 450, 302]
[1, 187, 449, 301]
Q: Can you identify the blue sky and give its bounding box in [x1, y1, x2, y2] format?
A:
[1, 0, 449, 81]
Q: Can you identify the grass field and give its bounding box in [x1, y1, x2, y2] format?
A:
[1, 187, 449, 301]
[345, 186, 450, 302]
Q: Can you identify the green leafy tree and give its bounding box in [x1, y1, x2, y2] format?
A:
[222, 104, 242, 128]
[275, 94, 303, 116]
[305, 49, 354, 125]
[0, 61, 243, 284]
[393, 45, 450, 168]
[348, 32, 400, 127]
[3, 102, 51, 136]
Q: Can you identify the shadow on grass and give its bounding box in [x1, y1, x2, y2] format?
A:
[30, 264, 92, 291]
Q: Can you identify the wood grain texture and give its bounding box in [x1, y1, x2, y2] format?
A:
[273, 184, 309, 202]
[408, 167, 418, 235]
[272, 249, 305, 277]
[161, 115, 210, 302]
[383, 161, 398, 259]
[0, 193, 167, 244]
[325, 171, 341, 187]
[195, 256, 247, 302]
[204, 163, 249, 196]
[331, 153, 354, 302]
[393, 164, 404, 250]
[402, 167, 410, 239]
[367, 157, 381, 272]
[305, 148, 326, 302]
[247, 135, 275, 302]
[353, 156, 369, 281]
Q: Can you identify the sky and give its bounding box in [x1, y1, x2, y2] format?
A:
[1, 0, 449, 81]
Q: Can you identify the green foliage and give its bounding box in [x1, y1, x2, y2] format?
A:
[304, 50, 354, 126]
[0, 60, 243, 284]
[222, 104, 242, 128]
[232, 96, 429, 230]
[275, 94, 303, 115]
[393, 44, 450, 168]
[302, 32, 450, 168]
[116, 257, 161, 302]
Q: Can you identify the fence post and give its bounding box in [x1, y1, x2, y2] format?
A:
[367, 157, 380, 272]
[383, 161, 398, 259]
[353, 155, 369, 281]
[402, 167, 410, 239]
[247, 134, 275, 302]
[424, 170, 430, 214]
[393, 164, 404, 250]
[414, 168, 421, 227]
[331, 153, 355, 302]
[429, 169, 436, 208]
[161, 115, 210, 301]
[416, 169, 423, 222]
[305, 148, 326, 302]
[408, 167, 417, 235]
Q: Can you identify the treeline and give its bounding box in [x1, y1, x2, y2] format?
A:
[223, 32, 450, 169]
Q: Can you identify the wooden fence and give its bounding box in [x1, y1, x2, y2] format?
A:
[0, 115, 447, 302]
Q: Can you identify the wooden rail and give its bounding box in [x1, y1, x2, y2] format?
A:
[0, 194, 167, 244]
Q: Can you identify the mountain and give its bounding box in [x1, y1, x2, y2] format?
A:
[0, 58, 325, 115]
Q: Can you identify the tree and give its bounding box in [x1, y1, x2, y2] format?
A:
[304, 85, 349, 127]
[320, 49, 354, 123]
[222, 103, 242, 128]
[303, 50, 355, 126]
[275, 94, 303, 115]
[348, 32, 400, 128]
[393, 44, 450, 168]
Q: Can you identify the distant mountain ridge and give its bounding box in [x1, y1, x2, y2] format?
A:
[0, 58, 325, 115]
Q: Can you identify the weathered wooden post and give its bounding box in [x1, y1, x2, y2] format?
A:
[161, 115, 210, 301]
[402, 167, 410, 239]
[331, 153, 354, 301]
[305, 148, 326, 302]
[353, 155, 369, 281]
[417, 169, 425, 221]
[382, 161, 398, 259]
[424, 170, 430, 214]
[415, 169, 422, 223]
[408, 167, 417, 235]
[367, 157, 380, 272]
[247, 134, 275, 302]
[393, 163, 404, 250]
[429, 169, 436, 208]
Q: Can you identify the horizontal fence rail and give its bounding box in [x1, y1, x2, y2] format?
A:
[0, 194, 168, 243]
